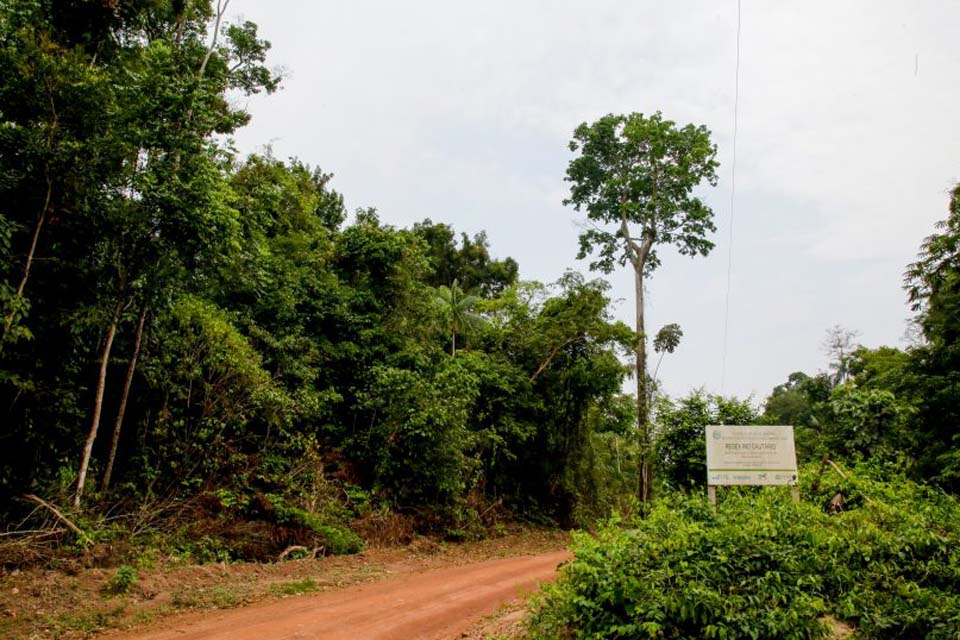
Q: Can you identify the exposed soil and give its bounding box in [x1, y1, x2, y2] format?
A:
[460, 599, 531, 640]
[0, 529, 568, 640]
[105, 550, 570, 640]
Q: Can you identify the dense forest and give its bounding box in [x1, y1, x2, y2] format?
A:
[0, 0, 643, 555]
[1, 2, 959, 638]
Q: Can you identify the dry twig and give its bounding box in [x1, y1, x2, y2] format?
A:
[22, 494, 92, 545]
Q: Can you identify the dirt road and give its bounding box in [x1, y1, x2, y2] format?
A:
[107, 550, 571, 640]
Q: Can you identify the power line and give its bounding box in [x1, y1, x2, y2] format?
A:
[720, 0, 741, 395]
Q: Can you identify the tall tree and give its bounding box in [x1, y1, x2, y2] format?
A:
[652, 322, 683, 385]
[904, 181, 960, 488]
[33, 0, 283, 507]
[563, 111, 719, 500]
[0, 0, 123, 348]
[822, 324, 860, 385]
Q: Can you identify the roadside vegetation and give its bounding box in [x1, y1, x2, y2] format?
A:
[527, 466, 960, 639]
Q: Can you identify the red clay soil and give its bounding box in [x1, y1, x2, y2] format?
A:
[105, 550, 571, 640]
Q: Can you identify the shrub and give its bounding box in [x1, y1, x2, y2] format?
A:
[314, 523, 364, 555]
[102, 564, 138, 596]
[528, 467, 960, 640]
[273, 502, 364, 555]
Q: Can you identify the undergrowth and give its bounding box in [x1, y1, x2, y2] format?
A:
[527, 463, 960, 640]
[101, 565, 138, 596]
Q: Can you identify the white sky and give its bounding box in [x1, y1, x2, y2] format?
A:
[228, 1, 960, 402]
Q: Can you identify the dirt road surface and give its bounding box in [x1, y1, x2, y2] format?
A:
[107, 550, 571, 640]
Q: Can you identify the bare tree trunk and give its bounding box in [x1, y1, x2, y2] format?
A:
[197, 0, 230, 81]
[2, 176, 53, 345]
[529, 338, 577, 383]
[618, 212, 656, 502]
[74, 299, 123, 508]
[101, 306, 148, 492]
[634, 265, 652, 503]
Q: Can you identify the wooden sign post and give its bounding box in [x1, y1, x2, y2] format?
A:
[705, 425, 800, 506]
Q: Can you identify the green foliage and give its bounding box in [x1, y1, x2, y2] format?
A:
[763, 352, 918, 477]
[0, 0, 679, 550]
[272, 501, 364, 555]
[762, 371, 833, 459]
[313, 524, 365, 556]
[140, 295, 288, 488]
[529, 466, 960, 640]
[584, 430, 641, 520]
[487, 274, 633, 525]
[413, 219, 519, 297]
[807, 463, 960, 638]
[435, 278, 484, 355]
[653, 323, 682, 355]
[172, 535, 234, 565]
[906, 182, 960, 345]
[654, 391, 759, 490]
[760, 367, 915, 466]
[529, 495, 829, 640]
[271, 578, 319, 596]
[102, 565, 138, 596]
[358, 358, 481, 507]
[763, 184, 960, 492]
[827, 386, 905, 458]
[564, 111, 719, 276]
[898, 183, 960, 488]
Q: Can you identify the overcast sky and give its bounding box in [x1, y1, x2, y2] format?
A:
[227, 1, 960, 402]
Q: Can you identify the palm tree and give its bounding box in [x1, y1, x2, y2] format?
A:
[435, 279, 483, 356]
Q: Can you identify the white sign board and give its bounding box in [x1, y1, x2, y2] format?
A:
[705, 425, 798, 486]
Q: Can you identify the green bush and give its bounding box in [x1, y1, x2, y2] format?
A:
[273, 502, 364, 555]
[102, 564, 138, 596]
[528, 467, 960, 640]
[314, 523, 365, 555]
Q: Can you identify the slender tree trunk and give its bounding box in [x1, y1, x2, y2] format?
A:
[197, 0, 230, 81]
[451, 318, 458, 357]
[619, 213, 655, 503]
[2, 176, 53, 344]
[101, 306, 147, 492]
[74, 299, 123, 508]
[634, 265, 652, 502]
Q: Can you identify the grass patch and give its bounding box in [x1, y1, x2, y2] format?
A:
[208, 586, 241, 607]
[271, 578, 320, 596]
[49, 606, 126, 636]
[171, 585, 242, 609]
